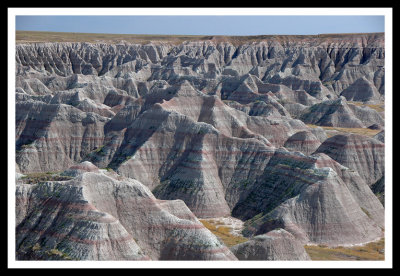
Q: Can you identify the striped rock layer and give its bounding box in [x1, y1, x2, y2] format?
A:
[15, 34, 385, 258]
[299, 96, 384, 128]
[16, 165, 237, 260]
[230, 229, 311, 260]
[315, 133, 385, 187]
[239, 151, 384, 246]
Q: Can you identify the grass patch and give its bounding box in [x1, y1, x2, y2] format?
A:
[366, 104, 385, 113]
[48, 248, 64, 257]
[200, 219, 248, 247]
[304, 238, 384, 260]
[16, 31, 382, 46]
[306, 124, 381, 138]
[20, 172, 72, 184]
[32, 243, 41, 251]
[348, 101, 385, 113]
[46, 248, 73, 260]
[16, 30, 214, 45]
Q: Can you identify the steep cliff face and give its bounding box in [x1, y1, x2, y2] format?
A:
[16, 101, 109, 173]
[15, 33, 385, 259]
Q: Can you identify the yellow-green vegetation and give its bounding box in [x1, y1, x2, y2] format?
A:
[46, 248, 73, 260]
[199, 219, 248, 247]
[16, 30, 213, 45]
[32, 243, 41, 251]
[20, 172, 72, 184]
[304, 238, 384, 260]
[306, 124, 381, 138]
[348, 101, 385, 113]
[16, 31, 383, 46]
[48, 248, 64, 257]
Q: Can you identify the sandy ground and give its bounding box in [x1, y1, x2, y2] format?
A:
[203, 216, 245, 236]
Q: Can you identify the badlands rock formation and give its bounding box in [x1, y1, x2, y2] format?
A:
[340, 77, 383, 103]
[230, 228, 311, 260]
[15, 32, 386, 260]
[315, 133, 385, 187]
[374, 130, 385, 143]
[298, 96, 384, 128]
[237, 151, 384, 246]
[16, 162, 237, 260]
[283, 130, 321, 155]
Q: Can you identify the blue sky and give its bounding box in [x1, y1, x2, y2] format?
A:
[15, 15, 385, 36]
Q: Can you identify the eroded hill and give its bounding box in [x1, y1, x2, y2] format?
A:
[15, 32, 385, 260]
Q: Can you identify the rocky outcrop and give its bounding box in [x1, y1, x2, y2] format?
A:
[298, 96, 384, 128]
[16, 36, 385, 174]
[299, 97, 364, 128]
[283, 130, 321, 155]
[308, 126, 328, 142]
[315, 134, 385, 187]
[371, 176, 385, 206]
[347, 103, 384, 128]
[230, 229, 311, 260]
[61, 160, 100, 177]
[237, 151, 384, 246]
[16, 33, 385, 97]
[15, 33, 386, 260]
[108, 103, 273, 218]
[374, 130, 385, 143]
[16, 162, 237, 260]
[340, 77, 382, 103]
[16, 100, 109, 173]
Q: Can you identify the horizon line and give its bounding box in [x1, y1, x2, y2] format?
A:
[15, 30, 385, 37]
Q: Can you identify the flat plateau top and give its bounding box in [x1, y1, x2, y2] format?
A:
[16, 30, 384, 45]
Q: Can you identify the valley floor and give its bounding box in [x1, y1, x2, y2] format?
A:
[304, 239, 385, 261]
[306, 124, 382, 138]
[199, 217, 248, 248]
[201, 216, 385, 261]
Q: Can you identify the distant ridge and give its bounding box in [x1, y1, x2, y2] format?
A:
[16, 30, 384, 45]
